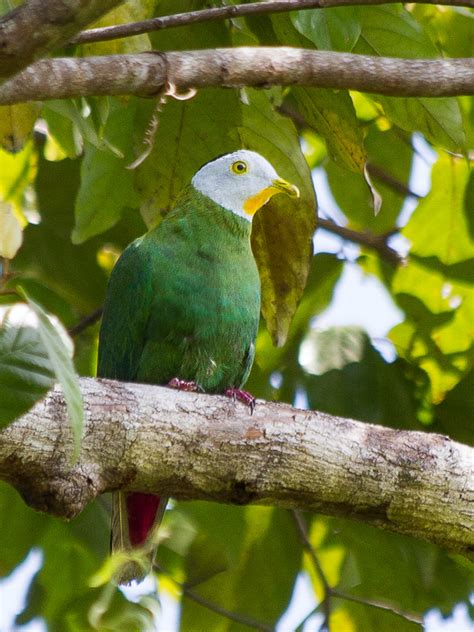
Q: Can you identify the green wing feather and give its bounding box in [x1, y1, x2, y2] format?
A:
[97, 237, 151, 381]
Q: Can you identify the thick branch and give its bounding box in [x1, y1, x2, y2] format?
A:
[0, 0, 124, 81]
[71, 0, 474, 46]
[1, 378, 473, 560]
[0, 49, 472, 105]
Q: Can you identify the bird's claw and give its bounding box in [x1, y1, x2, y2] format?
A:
[168, 378, 203, 392]
[224, 388, 256, 415]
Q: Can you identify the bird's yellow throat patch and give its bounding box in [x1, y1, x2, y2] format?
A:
[243, 178, 300, 215]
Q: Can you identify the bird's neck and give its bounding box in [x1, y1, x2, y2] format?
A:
[166, 185, 253, 242]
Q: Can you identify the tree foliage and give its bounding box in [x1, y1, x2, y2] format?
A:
[0, 1, 473, 630]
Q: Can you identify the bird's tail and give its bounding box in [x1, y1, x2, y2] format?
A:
[111, 491, 168, 585]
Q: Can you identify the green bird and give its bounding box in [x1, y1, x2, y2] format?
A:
[97, 150, 299, 583]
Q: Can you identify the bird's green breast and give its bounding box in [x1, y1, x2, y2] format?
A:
[99, 186, 261, 392]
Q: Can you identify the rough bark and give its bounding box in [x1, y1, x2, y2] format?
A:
[0, 0, 124, 81]
[0, 378, 473, 560]
[0, 49, 472, 105]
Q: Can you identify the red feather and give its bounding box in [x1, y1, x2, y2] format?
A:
[126, 493, 162, 546]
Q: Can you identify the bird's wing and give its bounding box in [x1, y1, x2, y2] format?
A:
[97, 241, 152, 381]
[239, 341, 256, 388]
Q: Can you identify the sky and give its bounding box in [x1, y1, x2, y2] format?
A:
[1, 136, 473, 631]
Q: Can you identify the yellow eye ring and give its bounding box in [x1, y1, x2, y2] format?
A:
[231, 160, 248, 175]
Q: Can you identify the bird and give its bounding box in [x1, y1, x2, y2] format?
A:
[97, 149, 299, 584]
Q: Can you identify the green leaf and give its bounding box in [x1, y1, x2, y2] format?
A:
[247, 253, 343, 404]
[302, 327, 419, 428]
[380, 97, 465, 154]
[390, 263, 474, 403]
[43, 102, 82, 159]
[15, 154, 110, 313]
[358, 5, 438, 58]
[390, 155, 474, 401]
[23, 293, 84, 458]
[79, 1, 154, 55]
[292, 7, 361, 51]
[412, 5, 474, 58]
[319, 515, 474, 631]
[434, 367, 474, 445]
[355, 6, 465, 151]
[45, 100, 121, 156]
[403, 155, 474, 264]
[73, 99, 140, 243]
[292, 87, 366, 174]
[179, 503, 302, 631]
[135, 89, 240, 227]
[238, 90, 316, 346]
[0, 304, 55, 428]
[325, 126, 413, 233]
[0, 482, 49, 576]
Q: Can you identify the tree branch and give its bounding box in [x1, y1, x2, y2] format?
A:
[0, 0, 124, 81]
[1, 378, 473, 560]
[0, 49, 472, 106]
[71, 0, 474, 46]
[317, 218, 403, 266]
[68, 307, 103, 337]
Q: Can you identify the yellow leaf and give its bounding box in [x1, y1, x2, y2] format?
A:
[0, 103, 41, 153]
[0, 201, 23, 259]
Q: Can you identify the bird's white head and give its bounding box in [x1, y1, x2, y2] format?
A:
[191, 150, 300, 222]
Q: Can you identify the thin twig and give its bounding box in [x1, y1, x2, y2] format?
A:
[366, 163, 422, 200]
[68, 307, 103, 337]
[71, 0, 474, 45]
[155, 563, 274, 632]
[292, 511, 424, 628]
[293, 510, 331, 632]
[317, 218, 403, 266]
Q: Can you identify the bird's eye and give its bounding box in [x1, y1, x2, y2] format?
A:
[230, 160, 248, 175]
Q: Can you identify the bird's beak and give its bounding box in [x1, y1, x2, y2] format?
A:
[243, 178, 300, 215]
[270, 178, 300, 199]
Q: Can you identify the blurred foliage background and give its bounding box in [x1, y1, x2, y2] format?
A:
[0, 1, 473, 630]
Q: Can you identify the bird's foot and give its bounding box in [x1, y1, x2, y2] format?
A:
[167, 378, 203, 392]
[224, 388, 256, 415]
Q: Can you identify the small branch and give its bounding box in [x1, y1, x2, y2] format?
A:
[293, 510, 423, 627]
[71, 0, 474, 46]
[1, 378, 473, 560]
[155, 563, 273, 632]
[317, 218, 403, 266]
[0, 0, 125, 81]
[293, 510, 332, 631]
[0, 49, 473, 105]
[365, 163, 422, 200]
[68, 307, 103, 338]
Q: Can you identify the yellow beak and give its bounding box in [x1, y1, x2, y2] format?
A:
[243, 178, 300, 215]
[270, 178, 300, 199]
